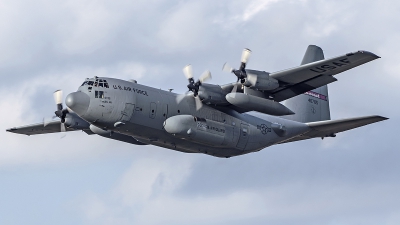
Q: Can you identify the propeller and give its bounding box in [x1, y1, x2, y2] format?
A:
[177, 65, 212, 110]
[222, 48, 252, 94]
[44, 90, 69, 136]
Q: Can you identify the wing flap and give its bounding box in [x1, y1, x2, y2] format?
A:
[6, 120, 76, 135]
[280, 115, 388, 144]
[272, 75, 337, 102]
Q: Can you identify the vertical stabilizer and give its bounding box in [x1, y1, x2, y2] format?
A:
[283, 45, 331, 123]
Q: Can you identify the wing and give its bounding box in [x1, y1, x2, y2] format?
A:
[269, 51, 380, 102]
[7, 120, 148, 145]
[6, 120, 77, 135]
[279, 115, 388, 144]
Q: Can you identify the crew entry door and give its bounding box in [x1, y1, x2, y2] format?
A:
[119, 93, 136, 123]
[120, 103, 135, 122]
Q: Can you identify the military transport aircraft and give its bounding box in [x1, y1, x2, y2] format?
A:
[6, 45, 387, 158]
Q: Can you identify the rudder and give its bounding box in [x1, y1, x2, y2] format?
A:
[283, 45, 331, 123]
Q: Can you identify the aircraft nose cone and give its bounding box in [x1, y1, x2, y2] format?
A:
[65, 91, 90, 115]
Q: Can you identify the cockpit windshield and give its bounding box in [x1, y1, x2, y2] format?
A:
[81, 79, 109, 88]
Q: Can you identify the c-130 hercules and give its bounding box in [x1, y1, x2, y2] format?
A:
[7, 45, 387, 158]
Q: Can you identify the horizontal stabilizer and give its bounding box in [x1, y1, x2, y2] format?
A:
[280, 115, 388, 144]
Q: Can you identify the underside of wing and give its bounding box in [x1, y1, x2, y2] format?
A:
[6, 120, 77, 135]
[279, 115, 388, 144]
[270, 50, 380, 102]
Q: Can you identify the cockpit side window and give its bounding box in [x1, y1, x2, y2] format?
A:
[103, 80, 109, 88]
[95, 91, 105, 98]
[87, 81, 94, 86]
[81, 81, 88, 86]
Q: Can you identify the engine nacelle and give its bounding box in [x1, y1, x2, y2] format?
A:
[64, 113, 90, 129]
[226, 93, 294, 116]
[163, 115, 235, 147]
[198, 83, 229, 105]
[243, 70, 279, 91]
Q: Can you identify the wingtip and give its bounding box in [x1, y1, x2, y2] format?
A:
[6, 127, 17, 132]
[357, 50, 380, 59]
[370, 115, 389, 122]
[378, 116, 389, 121]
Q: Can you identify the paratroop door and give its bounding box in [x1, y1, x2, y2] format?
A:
[236, 124, 249, 150]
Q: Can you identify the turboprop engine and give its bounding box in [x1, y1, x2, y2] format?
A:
[222, 49, 280, 91]
[163, 115, 235, 147]
[198, 83, 230, 105]
[64, 113, 90, 129]
[243, 70, 280, 91]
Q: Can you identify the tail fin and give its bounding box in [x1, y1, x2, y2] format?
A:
[283, 45, 331, 123]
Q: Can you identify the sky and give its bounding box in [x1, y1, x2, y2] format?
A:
[1, 0, 400, 224]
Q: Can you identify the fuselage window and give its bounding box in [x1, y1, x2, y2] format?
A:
[95, 90, 99, 98]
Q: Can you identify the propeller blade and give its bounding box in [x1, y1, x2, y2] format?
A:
[61, 123, 66, 132]
[183, 64, 193, 79]
[231, 82, 238, 94]
[222, 62, 234, 73]
[43, 116, 57, 127]
[199, 70, 212, 83]
[195, 96, 203, 111]
[53, 90, 63, 105]
[241, 48, 252, 64]
[247, 73, 257, 86]
[60, 123, 67, 138]
[175, 94, 187, 104]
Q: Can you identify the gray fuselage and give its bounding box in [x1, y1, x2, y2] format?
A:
[73, 77, 310, 157]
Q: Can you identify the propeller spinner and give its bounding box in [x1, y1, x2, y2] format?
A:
[222, 48, 252, 83]
[44, 90, 69, 135]
[178, 65, 212, 110]
[183, 64, 211, 97]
